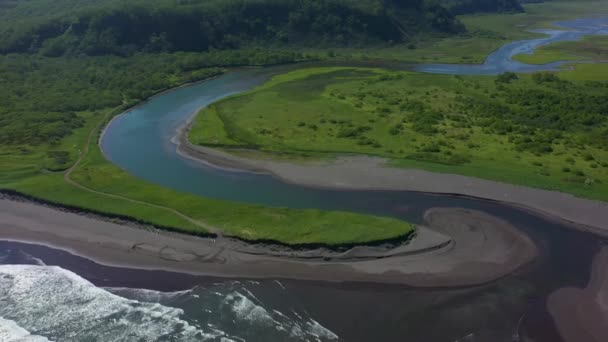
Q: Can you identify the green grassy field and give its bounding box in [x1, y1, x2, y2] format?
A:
[0, 55, 415, 246]
[0, 48, 417, 246]
[513, 35, 608, 64]
[560, 63, 608, 81]
[1, 106, 414, 245]
[190, 67, 608, 201]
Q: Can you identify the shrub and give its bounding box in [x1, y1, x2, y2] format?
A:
[495, 72, 518, 84]
[532, 72, 560, 84]
[583, 153, 595, 161]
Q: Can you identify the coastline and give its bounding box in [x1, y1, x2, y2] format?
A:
[176, 120, 608, 236]
[0, 197, 537, 287]
[9, 16, 607, 287]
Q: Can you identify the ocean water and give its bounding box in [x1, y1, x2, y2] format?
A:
[0, 215, 602, 342]
[0, 248, 338, 342]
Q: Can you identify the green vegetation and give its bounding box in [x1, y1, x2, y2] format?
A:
[191, 67, 608, 201]
[0, 54, 413, 246]
[0, 54, 220, 149]
[513, 35, 608, 64]
[2, 0, 605, 66]
[0, 0, 463, 56]
[559, 63, 608, 81]
[8, 149, 414, 245]
[2, 106, 414, 245]
[321, 1, 608, 64]
[2, 0, 607, 245]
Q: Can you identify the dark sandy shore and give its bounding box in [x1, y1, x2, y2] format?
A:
[176, 121, 608, 235]
[547, 246, 608, 342]
[0, 197, 537, 287]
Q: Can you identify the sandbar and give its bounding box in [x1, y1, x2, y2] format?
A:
[0, 197, 537, 287]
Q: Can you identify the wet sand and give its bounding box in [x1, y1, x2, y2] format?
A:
[0, 198, 537, 287]
[547, 246, 608, 342]
[176, 123, 608, 235]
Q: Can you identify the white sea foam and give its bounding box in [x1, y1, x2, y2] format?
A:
[454, 333, 476, 342]
[0, 250, 46, 266]
[0, 264, 338, 341]
[106, 286, 194, 303]
[225, 291, 282, 328]
[221, 290, 339, 341]
[0, 265, 232, 342]
[307, 319, 339, 341]
[0, 317, 51, 342]
[16, 251, 46, 266]
[273, 280, 286, 290]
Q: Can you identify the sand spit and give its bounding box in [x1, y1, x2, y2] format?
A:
[547, 246, 608, 342]
[176, 123, 608, 235]
[0, 198, 537, 287]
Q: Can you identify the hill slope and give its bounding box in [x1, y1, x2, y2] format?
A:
[0, 0, 465, 56]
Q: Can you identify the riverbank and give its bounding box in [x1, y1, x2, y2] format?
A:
[177, 120, 608, 236]
[0, 197, 537, 287]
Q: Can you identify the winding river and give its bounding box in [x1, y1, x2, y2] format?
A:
[1, 17, 607, 342]
[100, 17, 608, 212]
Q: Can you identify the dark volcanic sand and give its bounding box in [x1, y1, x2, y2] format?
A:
[2, 192, 607, 341]
[0, 198, 537, 287]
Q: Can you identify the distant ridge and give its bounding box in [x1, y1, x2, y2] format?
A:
[0, 0, 468, 56]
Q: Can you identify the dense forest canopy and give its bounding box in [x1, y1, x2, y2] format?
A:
[438, 0, 523, 14]
[0, 0, 469, 56]
[0, 48, 317, 148]
[0, 0, 531, 148]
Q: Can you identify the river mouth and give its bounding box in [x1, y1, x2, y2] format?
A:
[0, 211, 604, 342]
[96, 17, 608, 341]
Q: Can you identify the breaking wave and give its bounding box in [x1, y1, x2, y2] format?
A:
[111, 281, 339, 342]
[0, 265, 234, 341]
[222, 290, 338, 341]
[0, 265, 338, 342]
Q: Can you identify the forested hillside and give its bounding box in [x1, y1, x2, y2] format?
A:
[0, 0, 465, 56]
[439, 0, 523, 14]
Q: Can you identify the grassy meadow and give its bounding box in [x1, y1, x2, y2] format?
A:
[513, 35, 608, 64]
[2, 108, 414, 245]
[190, 67, 608, 201]
[0, 55, 414, 246]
